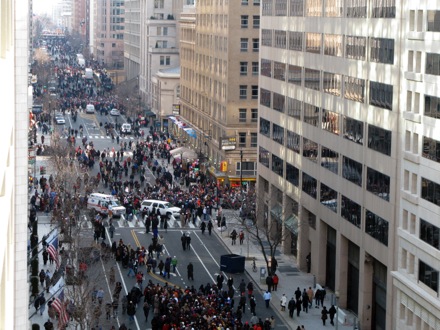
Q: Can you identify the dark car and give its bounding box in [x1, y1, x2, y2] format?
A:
[32, 105, 43, 115]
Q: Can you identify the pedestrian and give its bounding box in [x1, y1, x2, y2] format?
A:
[217, 273, 225, 290]
[181, 233, 186, 251]
[239, 279, 246, 295]
[263, 290, 271, 308]
[97, 287, 104, 304]
[109, 266, 115, 286]
[207, 221, 213, 235]
[272, 273, 279, 291]
[270, 315, 276, 330]
[247, 281, 254, 298]
[265, 274, 273, 292]
[109, 223, 115, 239]
[329, 305, 337, 326]
[143, 301, 150, 323]
[315, 288, 322, 308]
[288, 297, 295, 318]
[249, 295, 256, 315]
[158, 259, 164, 276]
[280, 293, 287, 311]
[39, 269, 46, 288]
[200, 221, 206, 234]
[43, 319, 54, 330]
[171, 256, 178, 273]
[187, 262, 194, 280]
[238, 292, 246, 314]
[270, 257, 278, 274]
[296, 297, 302, 317]
[306, 287, 314, 308]
[127, 300, 136, 323]
[42, 249, 49, 265]
[39, 294, 47, 315]
[321, 306, 328, 325]
[320, 287, 326, 307]
[121, 295, 128, 315]
[295, 287, 302, 301]
[45, 271, 51, 293]
[230, 229, 237, 245]
[239, 230, 244, 244]
[163, 217, 168, 233]
[227, 276, 234, 290]
[302, 290, 309, 313]
[185, 233, 191, 250]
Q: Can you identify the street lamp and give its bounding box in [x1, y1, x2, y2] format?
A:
[240, 149, 243, 194]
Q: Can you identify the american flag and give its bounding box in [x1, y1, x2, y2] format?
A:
[52, 290, 69, 329]
[47, 230, 60, 269]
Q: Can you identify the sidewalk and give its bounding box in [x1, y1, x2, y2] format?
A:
[212, 215, 358, 330]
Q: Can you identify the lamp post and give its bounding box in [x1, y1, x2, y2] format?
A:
[335, 291, 339, 330]
[240, 149, 243, 194]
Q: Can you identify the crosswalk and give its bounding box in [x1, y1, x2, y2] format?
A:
[63, 135, 135, 140]
[80, 218, 198, 230]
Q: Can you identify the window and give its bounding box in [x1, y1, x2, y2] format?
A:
[287, 130, 301, 153]
[306, 33, 321, 54]
[273, 123, 284, 145]
[321, 109, 339, 134]
[251, 133, 258, 147]
[425, 94, 440, 119]
[272, 154, 284, 176]
[305, 0, 322, 17]
[240, 38, 249, 52]
[304, 68, 320, 91]
[254, 0, 260, 5]
[426, 53, 440, 76]
[253, 15, 260, 28]
[419, 260, 439, 293]
[241, 15, 249, 28]
[324, 34, 343, 56]
[370, 38, 394, 64]
[287, 97, 302, 119]
[323, 72, 341, 96]
[273, 93, 285, 112]
[274, 61, 285, 81]
[260, 118, 271, 137]
[341, 195, 361, 227]
[261, 59, 272, 77]
[367, 167, 390, 201]
[321, 146, 338, 174]
[420, 219, 440, 250]
[262, 30, 272, 46]
[288, 65, 302, 85]
[274, 30, 287, 48]
[320, 183, 338, 212]
[346, 0, 366, 18]
[252, 62, 259, 75]
[286, 163, 300, 186]
[157, 40, 168, 48]
[275, 0, 288, 15]
[239, 109, 247, 122]
[343, 156, 363, 187]
[251, 86, 258, 99]
[344, 76, 365, 103]
[302, 172, 317, 198]
[239, 85, 247, 99]
[289, 31, 303, 51]
[372, 0, 396, 18]
[160, 56, 171, 65]
[251, 109, 258, 122]
[368, 124, 392, 156]
[343, 116, 364, 145]
[366, 210, 388, 246]
[238, 133, 246, 147]
[259, 146, 270, 168]
[304, 103, 319, 126]
[369, 81, 393, 110]
[324, 0, 343, 17]
[290, 0, 304, 16]
[428, 11, 440, 32]
[252, 38, 260, 52]
[303, 138, 318, 162]
[240, 61, 248, 75]
[260, 88, 271, 107]
[262, 0, 273, 15]
[154, 0, 164, 8]
[423, 136, 440, 163]
[421, 177, 440, 207]
[242, 0, 249, 4]
[345, 36, 366, 60]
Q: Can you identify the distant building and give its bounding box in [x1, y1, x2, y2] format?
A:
[124, 0, 141, 80]
[152, 67, 180, 130]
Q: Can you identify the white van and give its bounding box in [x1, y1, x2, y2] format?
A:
[85, 68, 93, 79]
[87, 193, 126, 216]
[140, 199, 181, 218]
[86, 104, 95, 114]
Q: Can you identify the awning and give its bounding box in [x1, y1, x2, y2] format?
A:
[144, 110, 156, 117]
[270, 204, 283, 220]
[284, 214, 299, 235]
[170, 147, 198, 160]
[183, 127, 197, 139]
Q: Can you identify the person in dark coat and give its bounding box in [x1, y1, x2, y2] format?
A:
[181, 233, 186, 251]
[296, 297, 302, 317]
[329, 305, 337, 325]
[265, 275, 273, 292]
[288, 297, 295, 318]
[187, 262, 194, 280]
[42, 249, 49, 265]
[249, 295, 257, 315]
[207, 221, 213, 235]
[321, 306, 329, 325]
[185, 234, 191, 250]
[143, 301, 150, 323]
[127, 301, 136, 323]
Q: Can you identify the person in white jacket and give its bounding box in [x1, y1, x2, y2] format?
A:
[280, 293, 287, 311]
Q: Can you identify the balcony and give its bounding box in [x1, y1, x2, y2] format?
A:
[148, 46, 179, 54]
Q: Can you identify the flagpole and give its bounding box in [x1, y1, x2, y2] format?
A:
[28, 282, 65, 318]
[27, 225, 61, 261]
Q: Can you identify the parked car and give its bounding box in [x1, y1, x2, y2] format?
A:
[54, 113, 65, 125]
[140, 200, 181, 218]
[86, 104, 95, 114]
[110, 108, 120, 116]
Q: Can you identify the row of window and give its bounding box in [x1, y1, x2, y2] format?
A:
[240, 85, 259, 99]
[259, 146, 389, 245]
[236, 132, 258, 148]
[421, 177, 440, 208]
[260, 66, 393, 109]
[238, 108, 259, 123]
[261, 0, 395, 18]
[240, 38, 260, 52]
[261, 30, 394, 64]
[240, 15, 260, 28]
[241, 0, 261, 5]
[240, 61, 259, 76]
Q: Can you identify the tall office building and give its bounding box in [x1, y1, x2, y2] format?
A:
[0, 0, 30, 328]
[124, 0, 141, 80]
[258, 1, 399, 329]
[178, 0, 259, 185]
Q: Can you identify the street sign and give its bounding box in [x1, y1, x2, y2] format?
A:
[221, 136, 236, 150]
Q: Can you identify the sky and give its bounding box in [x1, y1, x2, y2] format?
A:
[33, 0, 57, 15]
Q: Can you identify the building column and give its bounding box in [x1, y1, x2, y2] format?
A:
[313, 218, 327, 285]
[336, 234, 348, 308]
[359, 253, 373, 330]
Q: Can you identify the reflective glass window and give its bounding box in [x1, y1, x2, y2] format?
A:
[274, 61, 286, 81]
[290, 0, 304, 16]
[262, 29, 273, 46]
[324, 0, 343, 17]
[275, 0, 288, 16]
[420, 219, 440, 250]
[345, 35, 366, 60]
[287, 97, 302, 119]
[422, 136, 440, 163]
[289, 31, 303, 51]
[261, 59, 272, 78]
[304, 68, 320, 91]
[305, 0, 322, 17]
[372, 0, 395, 18]
[302, 172, 317, 198]
[287, 130, 301, 153]
[286, 163, 300, 186]
[262, 0, 273, 15]
[427, 11, 440, 32]
[320, 183, 338, 212]
[253, 15, 260, 28]
[321, 109, 340, 134]
[251, 132, 258, 147]
[346, 0, 366, 18]
[323, 72, 341, 96]
[425, 94, 440, 119]
[341, 195, 361, 227]
[370, 38, 394, 64]
[304, 103, 319, 126]
[272, 154, 284, 176]
[426, 53, 440, 76]
[369, 81, 393, 110]
[368, 124, 391, 156]
[251, 108, 258, 122]
[260, 117, 271, 137]
[321, 146, 338, 174]
[344, 76, 365, 103]
[273, 92, 286, 113]
[366, 167, 390, 201]
[324, 34, 343, 56]
[421, 177, 440, 207]
[306, 33, 322, 54]
[343, 156, 363, 186]
[240, 61, 248, 76]
[343, 116, 363, 145]
[288, 65, 302, 86]
[259, 146, 270, 167]
[365, 210, 388, 246]
[419, 260, 439, 293]
[303, 138, 318, 162]
[252, 61, 259, 75]
[260, 88, 271, 108]
[273, 123, 285, 144]
[274, 30, 287, 48]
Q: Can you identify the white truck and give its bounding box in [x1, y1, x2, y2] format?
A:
[85, 68, 93, 79]
[87, 193, 126, 217]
